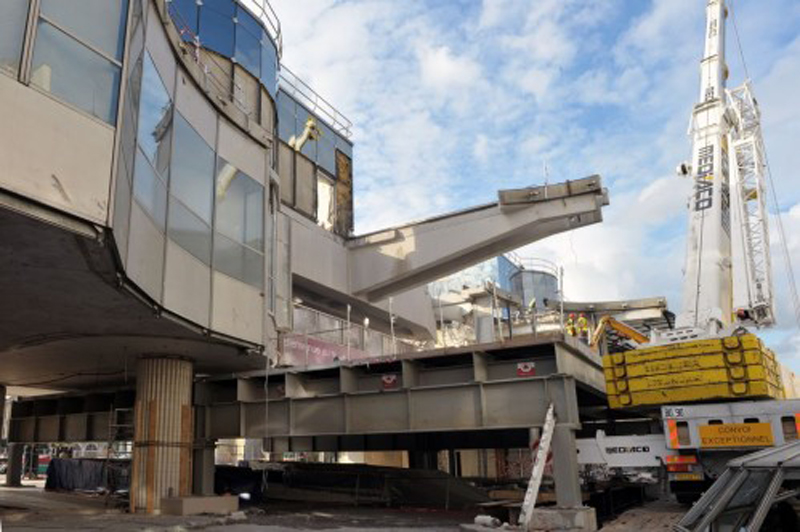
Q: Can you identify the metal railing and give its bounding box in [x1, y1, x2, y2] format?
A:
[505, 253, 560, 278]
[279, 65, 353, 138]
[240, 0, 283, 58]
[280, 305, 415, 367]
[166, 1, 260, 122]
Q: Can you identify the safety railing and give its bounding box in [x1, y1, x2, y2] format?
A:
[166, 1, 258, 122]
[505, 253, 560, 278]
[240, 0, 283, 58]
[278, 65, 353, 138]
[280, 305, 415, 367]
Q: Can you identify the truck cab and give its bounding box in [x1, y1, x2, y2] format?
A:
[662, 399, 800, 502]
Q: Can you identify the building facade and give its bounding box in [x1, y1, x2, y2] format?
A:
[0, 0, 609, 513]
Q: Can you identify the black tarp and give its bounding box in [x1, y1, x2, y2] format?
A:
[45, 458, 129, 492]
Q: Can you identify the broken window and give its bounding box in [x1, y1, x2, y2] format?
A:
[295, 155, 316, 218]
[316, 170, 335, 231]
[278, 142, 295, 205]
[335, 149, 353, 236]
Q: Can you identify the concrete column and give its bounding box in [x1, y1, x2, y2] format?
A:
[551, 425, 582, 508]
[193, 443, 216, 496]
[131, 357, 193, 514]
[5, 442, 24, 487]
[0, 384, 6, 441]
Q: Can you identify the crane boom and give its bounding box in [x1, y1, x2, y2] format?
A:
[670, 0, 775, 339]
[676, 0, 733, 332]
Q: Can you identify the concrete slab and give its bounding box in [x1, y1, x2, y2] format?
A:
[160, 495, 239, 516]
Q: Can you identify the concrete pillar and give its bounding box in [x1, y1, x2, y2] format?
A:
[193, 443, 216, 496]
[5, 442, 24, 487]
[551, 425, 582, 508]
[0, 384, 6, 441]
[131, 357, 193, 514]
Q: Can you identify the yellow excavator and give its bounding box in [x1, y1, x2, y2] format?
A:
[589, 316, 648, 349]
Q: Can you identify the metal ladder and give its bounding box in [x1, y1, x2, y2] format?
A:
[518, 403, 556, 530]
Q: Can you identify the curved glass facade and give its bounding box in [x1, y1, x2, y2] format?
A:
[169, 0, 278, 98]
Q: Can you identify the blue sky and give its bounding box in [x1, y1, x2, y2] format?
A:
[269, 0, 800, 370]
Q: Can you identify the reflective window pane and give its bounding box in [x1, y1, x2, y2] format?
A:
[276, 91, 295, 142]
[133, 149, 167, 230]
[0, 0, 28, 75]
[199, 7, 234, 57]
[168, 197, 212, 264]
[204, 0, 235, 17]
[31, 21, 122, 125]
[137, 52, 172, 171]
[296, 106, 317, 161]
[215, 159, 264, 250]
[317, 122, 336, 174]
[41, 0, 128, 60]
[260, 39, 278, 96]
[214, 233, 263, 288]
[235, 26, 260, 77]
[236, 6, 262, 37]
[170, 112, 215, 223]
[170, 0, 198, 38]
[336, 136, 353, 160]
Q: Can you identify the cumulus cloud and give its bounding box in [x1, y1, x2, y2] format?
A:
[268, 0, 800, 369]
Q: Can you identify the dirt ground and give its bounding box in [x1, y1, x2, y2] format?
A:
[598, 499, 685, 531]
[0, 475, 687, 532]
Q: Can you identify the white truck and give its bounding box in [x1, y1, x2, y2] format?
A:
[579, 399, 800, 503]
[661, 399, 800, 502]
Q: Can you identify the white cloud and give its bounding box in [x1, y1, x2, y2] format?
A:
[472, 134, 490, 165]
[418, 45, 481, 94]
[267, 0, 800, 370]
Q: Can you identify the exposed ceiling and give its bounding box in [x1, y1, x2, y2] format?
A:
[0, 206, 264, 396]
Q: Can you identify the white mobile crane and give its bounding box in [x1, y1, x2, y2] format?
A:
[604, 0, 787, 410]
[587, 0, 800, 503]
[668, 0, 774, 341]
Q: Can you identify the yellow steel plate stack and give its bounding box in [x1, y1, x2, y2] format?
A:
[605, 334, 784, 409]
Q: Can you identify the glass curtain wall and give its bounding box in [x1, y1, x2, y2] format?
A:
[215, 159, 264, 288]
[31, 0, 128, 124]
[169, 113, 215, 264]
[173, 0, 278, 97]
[0, 1, 29, 76]
[133, 52, 172, 230]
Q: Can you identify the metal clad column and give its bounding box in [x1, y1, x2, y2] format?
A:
[131, 357, 193, 513]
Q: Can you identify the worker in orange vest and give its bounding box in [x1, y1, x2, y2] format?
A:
[565, 313, 577, 336]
